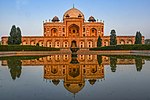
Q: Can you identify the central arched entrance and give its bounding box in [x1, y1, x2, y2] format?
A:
[71, 40, 77, 48]
[70, 40, 79, 53]
[68, 24, 79, 37]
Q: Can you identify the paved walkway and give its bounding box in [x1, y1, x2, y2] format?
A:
[1, 50, 150, 57]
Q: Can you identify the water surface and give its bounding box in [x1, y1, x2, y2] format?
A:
[0, 54, 150, 100]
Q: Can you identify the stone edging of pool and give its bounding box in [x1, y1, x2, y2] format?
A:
[0, 50, 150, 57]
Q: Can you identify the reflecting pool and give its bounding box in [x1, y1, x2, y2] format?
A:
[0, 54, 150, 100]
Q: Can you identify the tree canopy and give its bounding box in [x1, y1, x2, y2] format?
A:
[97, 36, 102, 47]
[110, 29, 117, 45]
[135, 31, 142, 44]
[8, 25, 22, 45]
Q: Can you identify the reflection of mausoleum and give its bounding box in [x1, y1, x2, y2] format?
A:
[43, 54, 104, 94]
[44, 62, 104, 94]
[1, 7, 145, 47]
[1, 55, 139, 66]
[1, 54, 143, 94]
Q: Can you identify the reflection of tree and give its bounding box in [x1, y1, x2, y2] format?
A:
[110, 57, 117, 72]
[97, 55, 102, 65]
[135, 58, 143, 72]
[7, 59, 22, 80]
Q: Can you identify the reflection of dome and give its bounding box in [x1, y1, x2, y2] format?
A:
[52, 16, 60, 22]
[88, 79, 96, 85]
[88, 16, 96, 22]
[63, 8, 84, 19]
[52, 79, 60, 86]
[64, 83, 85, 94]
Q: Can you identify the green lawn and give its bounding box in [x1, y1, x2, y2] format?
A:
[0, 45, 60, 51]
[90, 44, 150, 51]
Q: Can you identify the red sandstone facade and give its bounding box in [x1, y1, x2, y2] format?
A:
[1, 7, 145, 47]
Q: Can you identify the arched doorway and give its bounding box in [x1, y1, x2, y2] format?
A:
[68, 24, 79, 37]
[79, 41, 84, 48]
[63, 41, 68, 48]
[46, 41, 52, 47]
[104, 40, 109, 46]
[71, 40, 77, 48]
[120, 40, 125, 45]
[87, 41, 93, 48]
[128, 40, 133, 44]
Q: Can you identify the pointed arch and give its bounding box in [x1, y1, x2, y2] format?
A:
[90, 28, 97, 36]
[68, 24, 79, 37]
[51, 28, 58, 37]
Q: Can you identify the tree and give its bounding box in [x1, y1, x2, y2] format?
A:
[8, 25, 16, 44]
[16, 27, 22, 44]
[97, 36, 102, 47]
[8, 25, 22, 45]
[135, 31, 142, 44]
[110, 29, 117, 45]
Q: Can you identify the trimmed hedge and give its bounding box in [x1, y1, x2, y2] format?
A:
[0, 45, 60, 51]
[90, 44, 150, 51]
[0, 55, 45, 60]
[104, 55, 150, 60]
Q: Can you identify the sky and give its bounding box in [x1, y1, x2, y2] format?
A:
[0, 0, 150, 39]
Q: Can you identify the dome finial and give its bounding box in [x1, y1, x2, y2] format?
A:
[73, 4, 75, 8]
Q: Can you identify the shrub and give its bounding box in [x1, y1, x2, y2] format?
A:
[0, 45, 60, 51]
[90, 44, 150, 50]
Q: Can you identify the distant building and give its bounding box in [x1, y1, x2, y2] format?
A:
[145, 39, 150, 44]
[1, 7, 145, 47]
